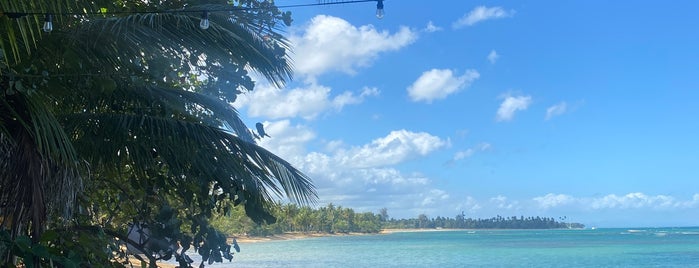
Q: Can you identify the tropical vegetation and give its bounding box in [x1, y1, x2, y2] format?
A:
[211, 204, 585, 237]
[1, 0, 315, 267]
[212, 203, 384, 236]
[383, 213, 585, 230]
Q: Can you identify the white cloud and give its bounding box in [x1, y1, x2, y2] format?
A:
[680, 194, 699, 208]
[487, 50, 499, 64]
[496, 94, 532, 121]
[234, 82, 378, 120]
[407, 69, 480, 103]
[545, 102, 568, 120]
[456, 196, 482, 214]
[424, 21, 442, 32]
[335, 130, 450, 169]
[453, 150, 474, 161]
[532, 192, 699, 211]
[290, 15, 418, 79]
[255, 124, 453, 218]
[533, 193, 575, 209]
[453, 142, 491, 161]
[453, 6, 515, 28]
[490, 195, 519, 210]
[332, 86, 380, 111]
[252, 117, 699, 219]
[256, 120, 316, 158]
[590, 193, 678, 210]
[421, 189, 450, 206]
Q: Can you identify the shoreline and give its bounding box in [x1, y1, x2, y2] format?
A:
[379, 228, 464, 234]
[150, 228, 583, 267]
[234, 231, 374, 243]
[234, 227, 573, 242]
[232, 228, 467, 243]
[147, 227, 618, 267]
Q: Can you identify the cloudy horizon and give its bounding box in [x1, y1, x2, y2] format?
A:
[234, 2, 699, 228]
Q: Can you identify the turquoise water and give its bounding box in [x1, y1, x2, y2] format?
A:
[168, 228, 699, 267]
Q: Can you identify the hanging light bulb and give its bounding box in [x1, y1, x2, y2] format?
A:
[376, 0, 385, 19]
[200, 11, 210, 30]
[43, 14, 53, 32]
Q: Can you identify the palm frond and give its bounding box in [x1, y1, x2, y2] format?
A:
[0, 0, 99, 66]
[68, 6, 292, 88]
[62, 112, 316, 206]
[0, 91, 82, 238]
[146, 86, 257, 142]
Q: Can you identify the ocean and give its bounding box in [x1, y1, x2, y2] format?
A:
[165, 228, 699, 267]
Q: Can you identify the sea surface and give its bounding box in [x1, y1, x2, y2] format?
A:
[166, 228, 699, 267]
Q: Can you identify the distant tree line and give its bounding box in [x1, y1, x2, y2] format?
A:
[212, 203, 383, 236]
[212, 205, 584, 237]
[384, 213, 585, 229]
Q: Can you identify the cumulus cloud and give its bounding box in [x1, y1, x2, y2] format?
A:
[255, 124, 454, 218]
[490, 195, 520, 210]
[259, 126, 449, 178]
[332, 87, 380, 110]
[421, 189, 450, 206]
[307, 166, 444, 218]
[290, 15, 418, 79]
[453, 142, 491, 161]
[453, 6, 515, 28]
[424, 21, 442, 32]
[256, 120, 316, 158]
[456, 196, 482, 214]
[532, 192, 699, 211]
[590, 193, 678, 210]
[496, 94, 532, 121]
[680, 194, 699, 208]
[545, 102, 568, 120]
[533, 193, 575, 209]
[407, 69, 480, 103]
[234, 82, 378, 120]
[487, 50, 499, 64]
[335, 130, 450, 168]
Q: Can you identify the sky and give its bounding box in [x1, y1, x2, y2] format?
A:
[233, 0, 699, 228]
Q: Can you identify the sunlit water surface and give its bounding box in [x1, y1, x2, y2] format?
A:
[163, 228, 699, 267]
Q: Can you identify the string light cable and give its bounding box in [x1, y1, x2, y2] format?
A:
[1, 0, 387, 25]
[0, 0, 387, 78]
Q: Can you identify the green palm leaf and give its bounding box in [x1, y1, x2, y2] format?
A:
[62, 111, 316, 223]
[0, 91, 82, 240]
[69, 6, 292, 88]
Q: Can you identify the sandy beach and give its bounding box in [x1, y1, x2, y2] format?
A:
[232, 228, 461, 242]
[379, 228, 461, 234]
[234, 231, 374, 243]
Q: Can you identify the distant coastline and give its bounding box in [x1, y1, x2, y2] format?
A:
[379, 228, 463, 234]
[234, 227, 588, 243]
[233, 228, 468, 243]
[233, 228, 459, 243]
[234, 231, 373, 243]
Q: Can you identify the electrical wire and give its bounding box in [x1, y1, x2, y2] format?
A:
[1, 0, 379, 17]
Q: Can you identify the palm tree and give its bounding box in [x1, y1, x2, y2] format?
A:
[1, 0, 89, 245]
[1, 0, 315, 266]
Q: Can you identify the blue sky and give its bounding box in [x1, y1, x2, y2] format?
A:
[234, 1, 699, 227]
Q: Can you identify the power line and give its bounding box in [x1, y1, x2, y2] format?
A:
[1, 0, 381, 17]
[1, 0, 387, 76]
[4, 0, 385, 33]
